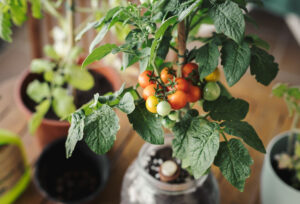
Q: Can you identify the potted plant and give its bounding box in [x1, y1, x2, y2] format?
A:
[65, 0, 279, 202]
[0, 0, 122, 147]
[261, 84, 300, 204]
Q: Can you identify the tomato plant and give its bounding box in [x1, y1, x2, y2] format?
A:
[63, 0, 280, 192]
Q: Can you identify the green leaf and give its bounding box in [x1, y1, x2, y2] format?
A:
[30, 0, 42, 18]
[84, 104, 120, 154]
[10, 0, 27, 26]
[188, 119, 220, 178]
[150, 16, 177, 64]
[209, 1, 245, 43]
[89, 23, 110, 53]
[272, 83, 288, 98]
[245, 34, 269, 50]
[196, 42, 220, 80]
[222, 120, 266, 153]
[82, 44, 117, 68]
[43, 45, 60, 60]
[65, 65, 94, 91]
[26, 80, 50, 103]
[75, 21, 100, 41]
[128, 102, 164, 144]
[122, 52, 139, 69]
[178, 0, 203, 21]
[218, 81, 232, 99]
[52, 88, 76, 118]
[203, 96, 249, 121]
[214, 139, 253, 192]
[66, 111, 85, 158]
[221, 40, 251, 86]
[116, 92, 135, 114]
[250, 46, 279, 86]
[172, 110, 198, 161]
[139, 48, 151, 73]
[287, 87, 300, 100]
[0, 11, 12, 42]
[30, 59, 56, 73]
[29, 99, 51, 134]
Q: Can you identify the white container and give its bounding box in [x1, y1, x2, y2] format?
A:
[261, 131, 300, 204]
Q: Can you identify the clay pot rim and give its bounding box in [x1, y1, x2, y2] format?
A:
[15, 65, 122, 127]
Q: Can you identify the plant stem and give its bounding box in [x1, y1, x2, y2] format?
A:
[177, 21, 186, 78]
[288, 114, 299, 155]
[221, 131, 229, 143]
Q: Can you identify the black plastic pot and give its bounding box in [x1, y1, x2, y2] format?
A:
[34, 138, 109, 204]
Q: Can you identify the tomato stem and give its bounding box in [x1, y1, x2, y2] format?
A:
[177, 21, 186, 78]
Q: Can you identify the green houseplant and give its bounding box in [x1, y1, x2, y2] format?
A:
[0, 0, 122, 147]
[261, 84, 300, 204]
[66, 0, 279, 193]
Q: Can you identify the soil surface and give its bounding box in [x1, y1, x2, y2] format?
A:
[271, 159, 300, 191]
[23, 70, 114, 120]
[144, 146, 194, 184]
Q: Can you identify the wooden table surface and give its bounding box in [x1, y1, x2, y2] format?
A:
[0, 71, 291, 204]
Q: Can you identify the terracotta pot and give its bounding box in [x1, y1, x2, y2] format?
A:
[15, 64, 122, 148]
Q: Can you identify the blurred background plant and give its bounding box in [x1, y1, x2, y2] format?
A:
[273, 83, 300, 188]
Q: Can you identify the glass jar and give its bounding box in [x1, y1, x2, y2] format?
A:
[121, 135, 219, 204]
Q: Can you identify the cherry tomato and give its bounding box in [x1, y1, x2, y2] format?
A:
[146, 95, 159, 113]
[205, 68, 220, 82]
[203, 82, 221, 101]
[182, 63, 198, 78]
[168, 111, 179, 121]
[168, 78, 189, 92]
[157, 101, 172, 116]
[161, 117, 175, 129]
[138, 70, 155, 88]
[161, 67, 175, 84]
[187, 85, 201, 102]
[167, 90, 187, 110]
[143, 84, 159, 100]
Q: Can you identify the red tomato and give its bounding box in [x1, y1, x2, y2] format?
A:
[167, 90, 187, 110]
[143, 84, 160, 100]
[182, 63, 198, 78]
[161, 67, 175, 84]
[138, 70, 155, 88]
[168, 78, 189, 92]
[187, 85, 201, 103]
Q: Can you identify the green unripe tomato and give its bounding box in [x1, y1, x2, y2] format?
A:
[203, 82, 221, 101]
[168, 111, 179, 121]
[157, 101, 172, 116]
[161, 117, 175, 129]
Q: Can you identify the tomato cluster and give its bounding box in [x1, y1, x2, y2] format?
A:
[138, 63, 221, 123]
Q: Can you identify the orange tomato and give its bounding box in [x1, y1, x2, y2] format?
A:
[161, 67, 175, 84]
[143, 84, 160, 100]
[182, 63, 198, 78]
[167, 90, 187, 110]
[168, 78, 189, 92]
[138, 70, 155, 88]
[187, 85, 201, 102]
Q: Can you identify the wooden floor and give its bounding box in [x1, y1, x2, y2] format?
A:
[0, 8, 299, 204]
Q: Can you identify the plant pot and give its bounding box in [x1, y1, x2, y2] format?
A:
[15, 64, 122, 148]
[261, 131, 300, 204]
[34, 137, 109, 203]
[121, 135, 220, 204]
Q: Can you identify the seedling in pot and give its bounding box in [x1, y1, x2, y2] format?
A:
[273, 84, 300, 189]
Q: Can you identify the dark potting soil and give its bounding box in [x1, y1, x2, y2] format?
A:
[271, 159, 300, 191]
[23, 70, 114, 120]
[144, 146, 194, 184]
[37, 140, 103, 203]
